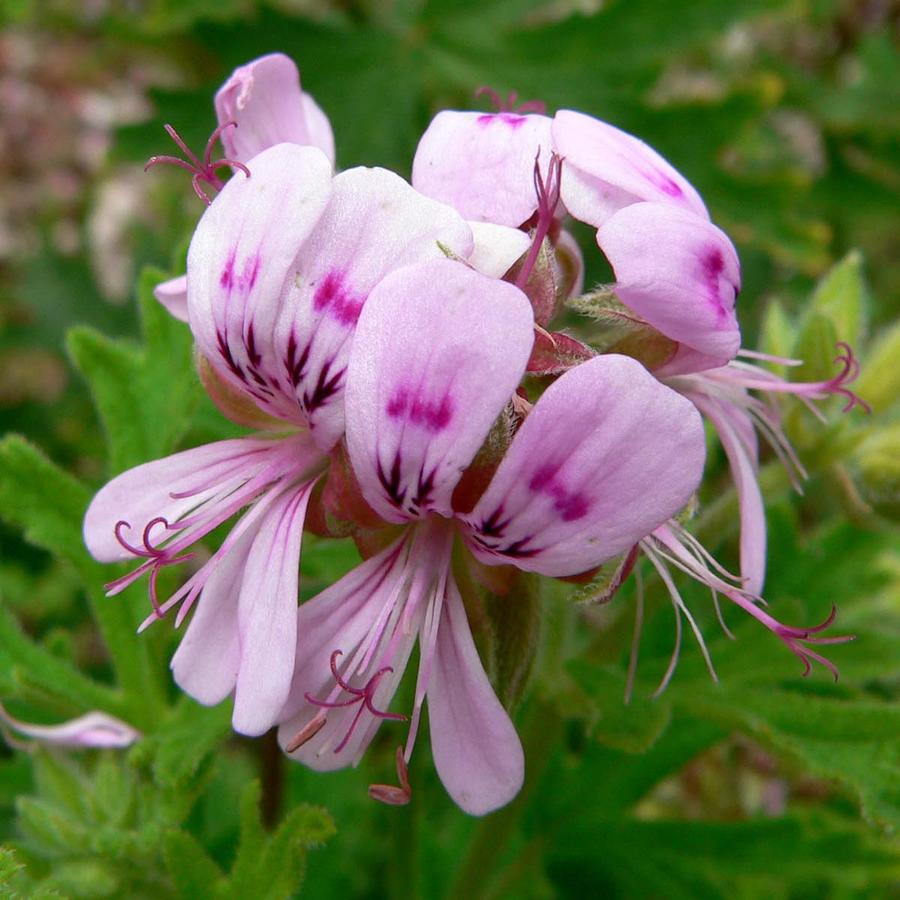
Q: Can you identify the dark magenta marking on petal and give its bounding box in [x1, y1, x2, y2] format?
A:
[654, 171, 683, 197]
[386, 386, 454, 433]
[312, 270, 365, 327]
[476, 112, 527, 130]
[528, 463, 590, 522]
[700, 245, 731, 321]
[220, 250, 236, 290]
[239, 252, 261, 292]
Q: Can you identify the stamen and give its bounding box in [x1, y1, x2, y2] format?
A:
[515, 151, 563, 290]
[284, 712, 328, 753]
[144, 121, 250, 205]
[475, 85, 546, 115]
[305, 650, 408, 754]
[369, 746, 412, 806]
[720, 342, 871, 414]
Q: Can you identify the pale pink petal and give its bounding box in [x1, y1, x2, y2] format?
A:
[427, 579, 524, 816]
[467, 222, 530, 277]
[345, 258, 534, 523]
[412, 110, 553, 226]
[83, 437, 292, 563]
[552, 109, 708, 226]
[153, 274, 188, 322]
[300, 92, 336, 165]
[464, 355, 706, 577]
[214, 53, 335, 164]
[187, 143, 333, 423]
[270, 166, 474, 451]
[690, 392, 766, 596]
[231, 482, 314, 736]
[278, 538, 418, 771]
[0, 703, 140, 748]
[599, 202, 741, 369]
[170, 524, 254, 706]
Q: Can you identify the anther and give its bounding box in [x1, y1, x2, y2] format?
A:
[285, 712, 328, 752]
[368, 746, 412, 806]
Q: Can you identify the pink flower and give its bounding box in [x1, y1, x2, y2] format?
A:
[84, 143, 475, 736]
[214, 53, 335, 168]
[0, 702, 140, 749]
[412, 104, 741, 371]
[276, 257, 706, 814]
[152, 53, 337, 321]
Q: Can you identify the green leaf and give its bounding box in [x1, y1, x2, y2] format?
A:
[16, 796, 92, 855]
[67, 267, 199, 475]
[856, 319, 900, 414]
[227, 781, 335, 900]
[568, 662, 672, 754]
[0, 607, 124, 716]
[0, 436, 95, 581]
[0, 436, 166, 723]
[548, 815, 900, 899]
[792, 312, 839, 383]
[40, 860, 120, 898]
[228, 781, 267, 897]
[135, 698, 232, 790]
[162, 829, 225, 900]
[89, 756, 135, 829]
[810, 250, 868, 348]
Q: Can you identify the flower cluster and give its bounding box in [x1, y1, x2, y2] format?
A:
[83, 54, 863, 815]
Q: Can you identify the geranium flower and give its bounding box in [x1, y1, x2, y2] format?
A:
[276, 256, 706, 814]
[84, 142, 475, 735]
[151, 52, 336, 321]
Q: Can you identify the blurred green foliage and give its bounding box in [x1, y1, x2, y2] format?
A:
[0, 0, 898, 897]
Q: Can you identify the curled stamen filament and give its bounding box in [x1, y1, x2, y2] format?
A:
[145, 120, 250, 204]
[305, 650, 408, 754]
[475, 85, 546, 115]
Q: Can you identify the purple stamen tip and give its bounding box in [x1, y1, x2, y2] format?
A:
[475, 84, 547, 115]
[144, 120, 249, 204]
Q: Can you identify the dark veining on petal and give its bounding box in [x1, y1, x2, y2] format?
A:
[376, 450, 406, 509]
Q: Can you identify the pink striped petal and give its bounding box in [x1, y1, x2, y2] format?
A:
[464, 355, 706, 577]
[270, 166, 474, 451]
[231, 482, 314, 736]
[412, 110, 553, 226]
[153, 274, 188, 322]
[0, 703, 140, 749]
[690, 391, 766, 596]
[170, 525, 254, 707]
[215, 53, 335, 165]
[83, 437, 293, 563]
[345, 259, 534, 523]
[277, 538, 417, 770]
[552, 110, 708, 226]
[599, 202, 741, 370]
[187, 143, 333, 423]
[427, 579, 524, 816]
